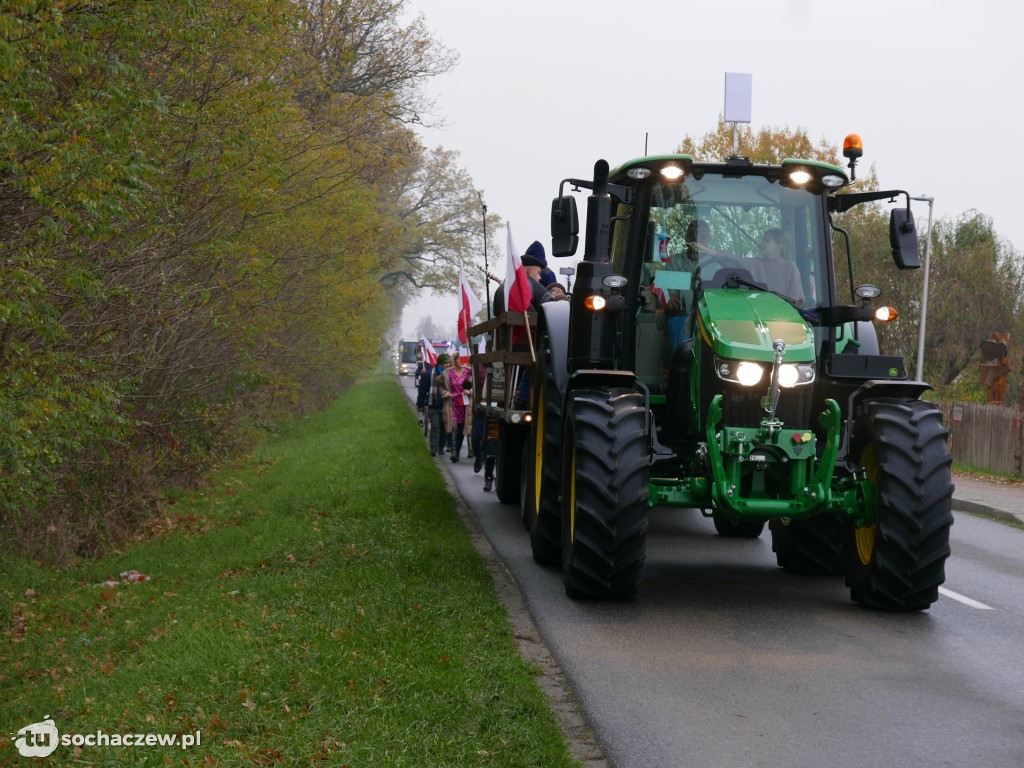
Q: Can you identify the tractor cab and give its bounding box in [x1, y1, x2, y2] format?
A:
[611, 160, 838, 399]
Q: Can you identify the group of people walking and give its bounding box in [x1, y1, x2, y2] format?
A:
[416, 353, 496, 491]
[413, 240, 565, 492]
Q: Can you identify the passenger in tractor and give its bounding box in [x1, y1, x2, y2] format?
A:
[658, 220, 729, 350]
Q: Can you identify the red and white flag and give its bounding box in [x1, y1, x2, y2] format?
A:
[504, 224, 532, 313]
[420, 336, 437, 367]
[457, 263, 483, 345]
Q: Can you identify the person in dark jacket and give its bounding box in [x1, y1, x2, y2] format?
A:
[414, 359, 428, 427]
[491, 253, 553, 410]
[423, 353, 451, 456]
[491, 254, 553, 317]
[415, 358, 432, 409]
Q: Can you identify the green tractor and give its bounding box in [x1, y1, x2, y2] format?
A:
[521, 137, 953, 610]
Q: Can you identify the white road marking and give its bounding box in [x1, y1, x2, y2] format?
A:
[939, 587, 994, 610]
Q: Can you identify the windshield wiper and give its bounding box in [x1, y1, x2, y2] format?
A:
[722, 272, 800, 308]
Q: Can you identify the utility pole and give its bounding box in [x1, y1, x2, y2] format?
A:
[911, 195, 935, 381]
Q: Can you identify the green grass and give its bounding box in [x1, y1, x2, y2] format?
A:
[0, 381, 577, 767]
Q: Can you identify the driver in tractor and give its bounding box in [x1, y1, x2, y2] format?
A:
[750, 228, 805, 308]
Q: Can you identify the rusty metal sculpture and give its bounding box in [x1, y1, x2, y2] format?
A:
[979, 332, 1011, 404]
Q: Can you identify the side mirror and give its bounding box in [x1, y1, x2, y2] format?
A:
[890, 207, 920, 269]
[550, 196, 579, 256]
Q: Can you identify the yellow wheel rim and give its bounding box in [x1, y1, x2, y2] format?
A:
[855, 525, 876, 566]
[856, 443, 878, 566]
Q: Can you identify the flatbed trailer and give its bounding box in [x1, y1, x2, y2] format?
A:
[468, 309, 539, 503]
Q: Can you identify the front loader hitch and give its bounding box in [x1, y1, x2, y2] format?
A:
[704, 395, 843, 519]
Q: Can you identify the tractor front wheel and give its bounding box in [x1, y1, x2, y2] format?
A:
[846, 398, 953, 611]
[561, 388, 649, 599]
[769, 514, 846, 574]
[713, 512, 765, 538]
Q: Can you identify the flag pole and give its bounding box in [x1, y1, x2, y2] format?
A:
[479, 194, 491, 319]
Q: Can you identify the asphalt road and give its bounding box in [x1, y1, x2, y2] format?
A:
[400, 376, 1024, 768]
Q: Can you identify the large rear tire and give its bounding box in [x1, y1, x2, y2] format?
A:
[846, 398, 953, 611]
[769, 513, 846, 574]
[561, 388, 649, 600]
[526, 332, 564, 564]
[495, 422, 526, 504]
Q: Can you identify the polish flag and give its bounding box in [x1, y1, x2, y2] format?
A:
[457, 263, 483, 344]
[504, 224, 532, 313]
[420, 336, 437, 366]
[649, 284, 668, 308]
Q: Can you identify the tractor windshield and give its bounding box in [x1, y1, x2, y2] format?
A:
[641, 174, 828, 312]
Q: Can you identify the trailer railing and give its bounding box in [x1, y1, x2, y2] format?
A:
[468, 311, 538, 422]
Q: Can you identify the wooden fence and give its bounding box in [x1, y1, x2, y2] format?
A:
[935, 401, 1024, 477]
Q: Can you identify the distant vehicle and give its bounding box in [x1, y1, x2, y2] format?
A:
[396, 338, 455, 375]
[397, 339, 418, 376]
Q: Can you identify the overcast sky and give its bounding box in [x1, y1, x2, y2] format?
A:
[398, 0, 1021, 338]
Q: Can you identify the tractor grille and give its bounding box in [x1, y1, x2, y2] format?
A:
[700, 352, 813, 430]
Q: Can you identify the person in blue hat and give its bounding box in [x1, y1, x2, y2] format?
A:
[524, 241, 557, 289]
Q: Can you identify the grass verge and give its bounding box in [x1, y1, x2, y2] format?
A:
[1, 380, 577, 766]
[952, 464, 1024, 487]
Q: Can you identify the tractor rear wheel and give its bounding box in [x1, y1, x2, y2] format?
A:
[561, 388, 648, 599]
[846, 398, 953, 611]
[526, 332, 563, 564]
[495, 422, 525, 504]
[769, 513, 846, 574]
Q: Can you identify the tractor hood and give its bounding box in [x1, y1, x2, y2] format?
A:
[696, 289, 815, 363]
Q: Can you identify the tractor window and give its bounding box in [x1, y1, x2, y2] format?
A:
[646, 175, 827, 310]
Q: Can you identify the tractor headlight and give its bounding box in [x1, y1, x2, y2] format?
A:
[716, 358, 815, 387]
[584, 294, 607, 311]
[716, 358, 764, 387]
[778, 364, 799, 388]
[736, 362, 764, 386]
[778, 363, 815, 387]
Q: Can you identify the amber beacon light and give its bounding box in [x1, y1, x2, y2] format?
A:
[843, 133, 863, 180]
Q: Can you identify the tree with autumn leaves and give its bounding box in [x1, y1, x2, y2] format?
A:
[676, 118, 1024, 403]
[0, 0, 491, 557]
